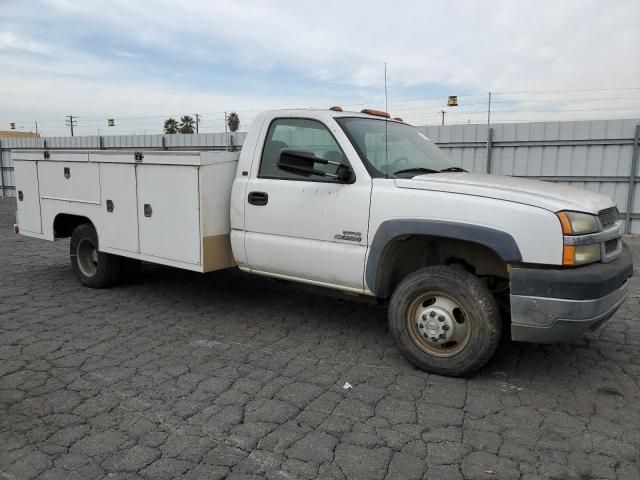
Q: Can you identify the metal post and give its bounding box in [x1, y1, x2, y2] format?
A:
[162, 136, 167, 151]
[0, 139, 5, 198]
[487, 91, 492, 128]
[624, 124, 640, 234]
[486, 127, 493, 174]
[224, 112, 228, 151]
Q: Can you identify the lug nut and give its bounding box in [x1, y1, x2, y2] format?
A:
[423, 332, 429, 338]
[422, 314, 427, 320]
[438, 315, 445, 322]
[442, 324, 450, 331]
[431, 337, 439, 342]
[439, 333, 446, 339]
[429, 311, 436, 318]
[418, 323, 423, 329]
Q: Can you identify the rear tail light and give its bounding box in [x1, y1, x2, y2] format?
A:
[14, 224, 19, 234]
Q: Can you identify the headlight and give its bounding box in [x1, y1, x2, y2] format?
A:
[556, 211, 599, 235]
[557, 211, 601, 265]
[562, 244, 601, 265]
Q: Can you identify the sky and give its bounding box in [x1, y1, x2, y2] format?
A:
[1, 0, 639, 136]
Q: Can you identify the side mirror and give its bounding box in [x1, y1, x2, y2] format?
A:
[278, 149, 352, 183]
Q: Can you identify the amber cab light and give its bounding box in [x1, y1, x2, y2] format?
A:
[329, 106, 343, 112]
[361, 108, 391, 118]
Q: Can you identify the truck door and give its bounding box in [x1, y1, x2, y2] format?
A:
[14, 160, 43, 234]
[243, 117, 371, 291]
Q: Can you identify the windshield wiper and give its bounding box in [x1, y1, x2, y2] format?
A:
[440, 167, 467, 172]
[393, 167, 440, 176]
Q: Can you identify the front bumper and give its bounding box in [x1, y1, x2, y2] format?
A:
[509, 245, 633, 343]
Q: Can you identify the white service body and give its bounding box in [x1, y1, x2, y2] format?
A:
[14, 150, 239, 272]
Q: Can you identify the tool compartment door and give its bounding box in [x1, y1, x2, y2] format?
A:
[38, 156, 99, 204]
[14, 160, 42, 234]
[99, 163, 139, 253]
[136, 164, 201, 264]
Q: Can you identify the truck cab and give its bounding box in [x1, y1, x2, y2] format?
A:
[13, 108, 633, 376]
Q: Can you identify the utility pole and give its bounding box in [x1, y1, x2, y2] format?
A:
[487, 92, 492, 127]
[34, 121, 38, 135]
[441, 110, 446, 126]
[65, 115, 77, 136]
[194, 113, 200, 134]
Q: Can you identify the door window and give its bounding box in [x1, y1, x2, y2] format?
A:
[259, 118, 348, 180]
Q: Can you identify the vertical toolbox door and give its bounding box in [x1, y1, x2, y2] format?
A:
[137, 164, 201, 264]
[99, 163, 139, 252]
[14, 161, 42, 234]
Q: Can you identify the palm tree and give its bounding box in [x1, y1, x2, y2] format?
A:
[227, 112, 240, 132]
[163, 118, 179, 134]
[179, 115, 195, 134]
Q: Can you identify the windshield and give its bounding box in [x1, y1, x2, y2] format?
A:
[335, 117, 454, 177]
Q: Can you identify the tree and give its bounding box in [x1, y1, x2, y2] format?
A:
[163, 118, 179, 134]
[179, 115, 195, 134]
[227, 112, 240, 132]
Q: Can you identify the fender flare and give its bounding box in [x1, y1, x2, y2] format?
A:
[366, 219, 522, 297]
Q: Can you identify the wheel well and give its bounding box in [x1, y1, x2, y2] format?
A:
[374, 235, 509, 298]
[53, 214, 93, 239]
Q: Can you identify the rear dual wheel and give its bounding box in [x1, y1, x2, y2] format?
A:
[70, 224, 140, 288]
[389, 266, 501, 377]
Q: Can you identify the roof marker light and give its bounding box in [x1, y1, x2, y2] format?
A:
[361, 109, 390, 118]
[329, 106, 343, 112]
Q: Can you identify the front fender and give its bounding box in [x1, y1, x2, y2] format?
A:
[365, 219, 522, 296]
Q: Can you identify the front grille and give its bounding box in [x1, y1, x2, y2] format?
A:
[604, 239, 619, 255]
[598, 207, 618, 229]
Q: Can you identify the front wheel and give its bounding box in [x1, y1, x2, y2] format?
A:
[70, 223, 121, 288]
[389, 266, 501, 377]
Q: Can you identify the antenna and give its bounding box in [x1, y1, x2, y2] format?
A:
[384, 62, 389, 179]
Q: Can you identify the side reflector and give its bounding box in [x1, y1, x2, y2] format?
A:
[329, 106, 343, 112]
[361, 109, 391, 118]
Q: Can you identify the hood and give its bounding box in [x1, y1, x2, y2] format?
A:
[395, 173, 615, 213]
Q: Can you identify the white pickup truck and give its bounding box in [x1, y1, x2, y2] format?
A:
[13, 108, 633, 376]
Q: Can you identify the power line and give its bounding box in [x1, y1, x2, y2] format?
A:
[493, 87, 640, 95]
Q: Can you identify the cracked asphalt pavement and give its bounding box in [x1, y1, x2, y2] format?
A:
[1, 198, 640, 480]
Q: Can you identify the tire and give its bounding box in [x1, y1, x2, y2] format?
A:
[389, 266, 501, 377]
[70, 223, 121, 288]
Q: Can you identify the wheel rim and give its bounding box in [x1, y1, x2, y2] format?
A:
[406, 291, 471, 358]
[77, 238, 98, 277]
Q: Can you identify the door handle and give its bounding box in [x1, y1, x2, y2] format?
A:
[144, 203, 153, 217]
[248, 191, 268, 206]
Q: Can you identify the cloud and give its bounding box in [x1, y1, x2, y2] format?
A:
[0, 31, 49, 54]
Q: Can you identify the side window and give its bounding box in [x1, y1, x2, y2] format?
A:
[259, 118, 348, 180]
